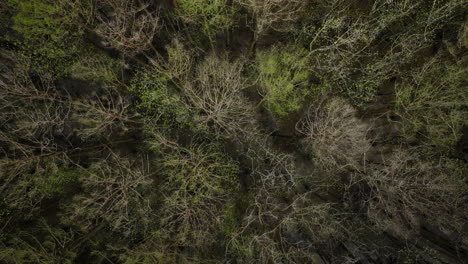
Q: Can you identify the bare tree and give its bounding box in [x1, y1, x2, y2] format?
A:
[0, 52, 137, 147]
[182, 53, 256, 137]
[297, 98, 372, 172]
[152, 143, 240, 252]
[65, 154, 152, 236]
[0, 63, 68, 157]
[228, 187, 344, 263]
[357, 150, 467, 237]
[0, 53, 140, 224]
[237, 0, 309, 48]
[95, 0, 160, 56]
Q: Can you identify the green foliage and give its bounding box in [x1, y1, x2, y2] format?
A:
[0, 219, 77, 264]
[395, 57, 468, 152]
[161, 144, 239, 207]
[222, 195, 249, 236]
[69, 47, 123, 83]
[157, 143, 240, 249]
[34, 165, 80, 199]
[1, 0, 467, 262]
[227, 234, 255, 259]
[0, 198, 12, 242]
[223, 204, 238, 235]
[0, 158, 79, 217]
[177, 0, 237, 44]
[165, 38, 194, 82]
[7, 0, 82, 74]
[257, 44, 313, 118]
[130, 69, 191, 128]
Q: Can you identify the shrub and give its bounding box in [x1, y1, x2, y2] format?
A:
[33, 162, 80, 199]
[164, 38, 195, 83]
[68, 47, 124, 83]
[0, 156, 81, 222]
[257, 44, 313, 118]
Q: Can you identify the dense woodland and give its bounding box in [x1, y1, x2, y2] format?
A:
[0, 0, 467, 263]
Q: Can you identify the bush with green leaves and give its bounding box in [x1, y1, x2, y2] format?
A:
[164, 38, 194, 83]
[7, 0, 82, 74]
[257, 44, 314, 118]
[33, 162, 80, 199]
[0, 157, 80, 219]
[130, 68, 191, 128]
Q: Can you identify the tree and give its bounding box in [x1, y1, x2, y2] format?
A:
[395, 55, 468, 153]
[176, 0, 237, 46]
[256, 44, 312, 118]
[6, 0, 82, 74]
[182, 53, 256, 137]
[95, 0, 160, 56]
[297, 98, 371, 172]
[157, 143, 240, 251]
[63, 154, 153, 236]
[354, 150, 467, 237]
[237, 0, 309, 43]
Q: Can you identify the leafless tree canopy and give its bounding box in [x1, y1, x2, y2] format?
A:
[239, 0, 309, 36]
[96, 0, 160, 55]
[297, 98, 372, 171]
[182, 53, 257, 137]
